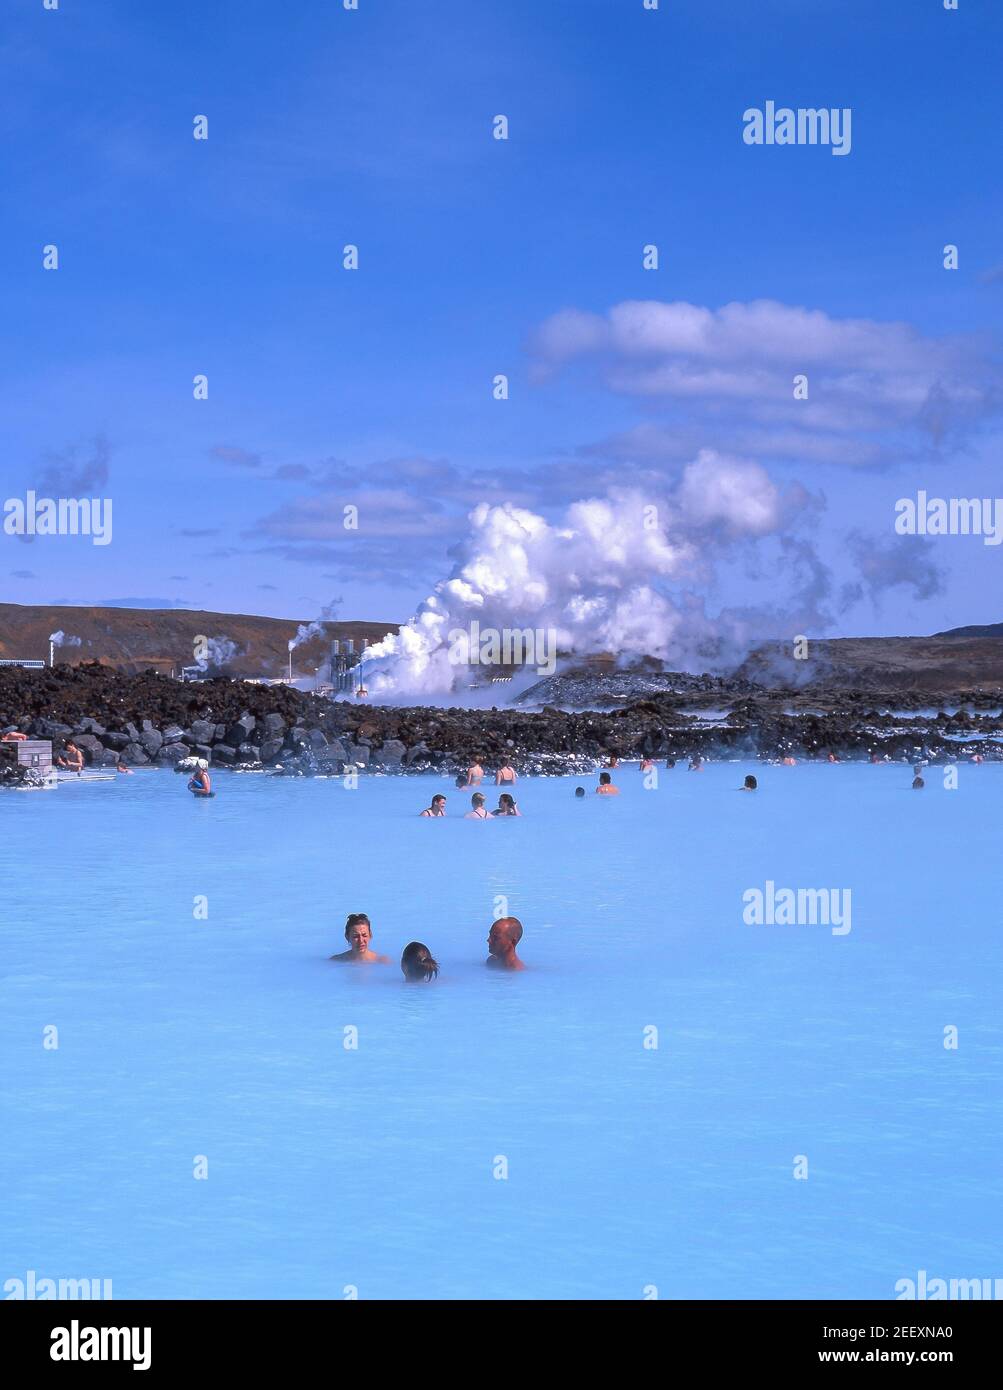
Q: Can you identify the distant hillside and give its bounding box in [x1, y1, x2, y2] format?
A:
[933, 622, 1003, 640]
[3, 602, 1002, 693]
[0, 603, 398, 678]
[738, 630, 1003, 691]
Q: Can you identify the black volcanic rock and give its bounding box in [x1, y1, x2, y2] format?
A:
[375, 738, 406, 767]
[190, 718, 215, 744]
[259, 738, 284, 764]
[158, 742, 191, 763]
[1, 661, 1002, 776]
[224, 716, 255, 748]
[32, 717, 73, 739]
[140, 729, 163, 757]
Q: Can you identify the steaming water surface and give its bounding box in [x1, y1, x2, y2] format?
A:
[2, 765, 1000, 1299]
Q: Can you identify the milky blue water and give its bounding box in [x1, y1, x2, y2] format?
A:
[3, 763, 1000, 1300]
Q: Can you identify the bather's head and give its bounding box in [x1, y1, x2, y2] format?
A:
[471, 792, 486, 809]
[487, 916, 523, 957]
[497, 793, 516, 813]
[574, 786, 586, 798]
[744, 775, 758, 790]
[912, 776, 925, 790]
[344, 912, 372, 950]
[401, 941, 439, 982]
[598, 772, 612, 786]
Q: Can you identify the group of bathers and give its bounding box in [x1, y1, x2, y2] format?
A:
[330, 912, 526, 976]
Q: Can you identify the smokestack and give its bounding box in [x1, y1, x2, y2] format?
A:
[49, 639, 54, 668]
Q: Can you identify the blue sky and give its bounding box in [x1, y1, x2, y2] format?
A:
[2, 0, 1001, 640]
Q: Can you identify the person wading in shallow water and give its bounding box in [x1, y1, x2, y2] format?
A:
[57, 740, 84, 773]
[486, 917, 525, 971]
[331, 913, 390, 964]
[420, 794, 447, 817]
[466, 792, 489, 819]
[596, 771, 619, 796]
[492, 793, 520, 816]
[188, 763, 211, 795]
[495, 762, 517, 785]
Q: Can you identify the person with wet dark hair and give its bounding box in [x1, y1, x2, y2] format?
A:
[741, 775, 758, 791]
[493, 793, 520, 816]
[330, 913, 390, 964]
[912, 775, 925, 790]
[57, 739, 84, 773]
[401, 941, 439, 982]
[486, 917, 525, 971]
[420, 794, 447, 817]
[596, 771, 619, 795]
[574, 786, 586, 798]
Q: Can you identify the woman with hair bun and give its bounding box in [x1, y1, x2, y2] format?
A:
[400, 942, 439, 982]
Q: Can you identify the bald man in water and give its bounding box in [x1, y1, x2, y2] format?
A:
[486, 917, 526, 971]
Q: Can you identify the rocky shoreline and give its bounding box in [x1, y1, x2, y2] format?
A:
[1, 663, 1002, 777]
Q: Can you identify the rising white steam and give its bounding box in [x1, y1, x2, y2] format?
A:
[289, 599, 344, 652]
[49, 630, 82, 648]
[363, 451, 791, 697]
[196, 636, 238, 671]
